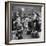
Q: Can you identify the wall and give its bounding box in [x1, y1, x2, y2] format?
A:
[0, 0, 46, 46]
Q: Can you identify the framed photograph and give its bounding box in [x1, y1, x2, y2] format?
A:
[5, 1, 45, 44]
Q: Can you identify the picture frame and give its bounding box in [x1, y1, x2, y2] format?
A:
[5, 1, 45, 45]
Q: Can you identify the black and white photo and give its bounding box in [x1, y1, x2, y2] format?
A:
[5, 2, 45, 44]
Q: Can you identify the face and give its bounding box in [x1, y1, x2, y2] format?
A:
[32, 12, 37, 20]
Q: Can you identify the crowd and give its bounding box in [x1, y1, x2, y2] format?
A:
[11, 8, 41, 40]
